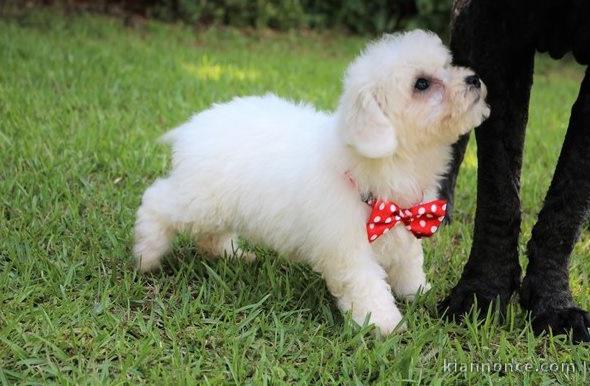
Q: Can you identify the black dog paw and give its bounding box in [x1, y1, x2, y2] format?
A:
[520, 274, 590, 343]
[438, 280, 514, 321]
[531, 307, 590, 343]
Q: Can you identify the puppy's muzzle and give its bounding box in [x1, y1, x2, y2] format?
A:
[465, 75, 481, 89]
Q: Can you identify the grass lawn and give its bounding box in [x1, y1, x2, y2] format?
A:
[2, 9, 590, 385]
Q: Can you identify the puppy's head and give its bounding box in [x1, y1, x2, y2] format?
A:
[337, 30, 490, 159]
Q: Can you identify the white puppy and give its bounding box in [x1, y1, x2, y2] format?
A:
[134, 30, 489, 335]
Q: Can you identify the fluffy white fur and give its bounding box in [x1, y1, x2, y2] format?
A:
[134, 30, 489, 335]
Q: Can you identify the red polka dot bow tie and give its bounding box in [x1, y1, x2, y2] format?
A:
[367, 199, 447, 242]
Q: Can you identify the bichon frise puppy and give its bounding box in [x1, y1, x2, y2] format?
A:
[134, 30, 489, 335]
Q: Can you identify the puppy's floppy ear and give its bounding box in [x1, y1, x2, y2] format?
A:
[338, 87, 398, 158]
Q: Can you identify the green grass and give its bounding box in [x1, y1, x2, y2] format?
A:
[1, 9, 590, 385]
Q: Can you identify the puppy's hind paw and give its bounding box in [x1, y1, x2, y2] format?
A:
[236, 250, 257, 262]
[134, 253, 163, 273]
[531, 307, 590, 343]
[133, 242, 166, 272]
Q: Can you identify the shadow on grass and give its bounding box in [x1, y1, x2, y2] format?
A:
[135, 237, 343, 329]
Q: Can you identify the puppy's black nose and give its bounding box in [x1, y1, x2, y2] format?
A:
[465, 75, 481, 89]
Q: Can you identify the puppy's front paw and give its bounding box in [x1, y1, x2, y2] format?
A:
[367, 308, 406, 335]
[396, 280, 431, 301]
[346, 303, 405, 335]
[338, 292, 405, 335]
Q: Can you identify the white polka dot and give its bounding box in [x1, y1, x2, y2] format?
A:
[373, 216, 381, 223]
[419, 220, 426, 227]
[370, 234, 378, 241]
[384, 217, 392, 223]
[369, 223, 375, 229]
[431, 204, 438, 212]
[379, 203, 385, 210]
[383, 228, 389, 233]
[405, 210, 412, 216]
[442, 204, 447, 211]
[406, 225, 412, 230]
[438, 216, 445, 222]
[390, 204, 396, 212]
[426, 214, 433, 218]
[395, 216, 401, 221]
[431, 226, 438, 233]
[418, 207, 426, 215]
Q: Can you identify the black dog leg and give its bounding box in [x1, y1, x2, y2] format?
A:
[439, 133, 470, 224]
[520, 67, 590, 343]
[439, 47, 536, 320]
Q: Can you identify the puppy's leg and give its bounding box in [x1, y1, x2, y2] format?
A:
[133, 178, 177, 272]
[386, 235, 430, 301]
[520, 67, 590, 343]
[319, 246, 403, 335]
[197, 232, 256, 261]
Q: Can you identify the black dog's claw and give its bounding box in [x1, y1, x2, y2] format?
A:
[531, 307, 590, 343]
[437, 282, 512, 322]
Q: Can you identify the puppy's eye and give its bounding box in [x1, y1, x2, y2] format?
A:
[414, 78, 430, 91]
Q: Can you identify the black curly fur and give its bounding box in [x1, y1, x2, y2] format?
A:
[438, 0, 590, 343]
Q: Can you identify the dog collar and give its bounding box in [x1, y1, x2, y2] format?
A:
[345, 171, 447, 242]
[366, 199, 447, 242]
